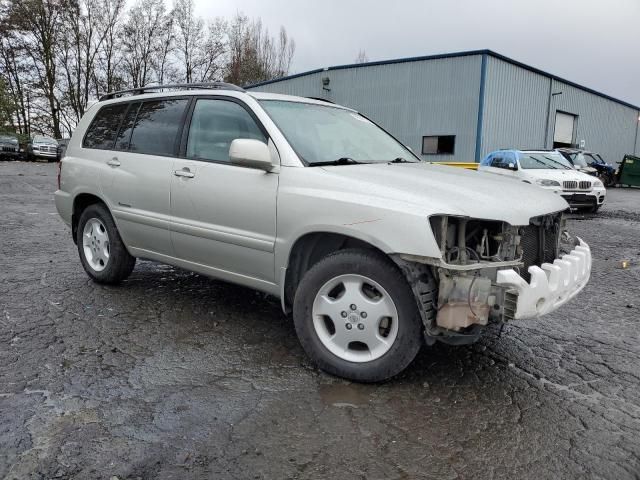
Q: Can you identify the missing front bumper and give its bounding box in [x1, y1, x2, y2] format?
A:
[495, 238, 591, 320]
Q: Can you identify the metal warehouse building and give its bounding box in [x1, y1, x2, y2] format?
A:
[247, 49, 640, 164]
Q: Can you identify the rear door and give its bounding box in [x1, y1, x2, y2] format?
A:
[169, 97, 278, 284]
[100, 98, 190, 256]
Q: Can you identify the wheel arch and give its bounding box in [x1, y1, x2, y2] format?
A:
[71, 192, 109, 244]
[281, 231, 390, 313]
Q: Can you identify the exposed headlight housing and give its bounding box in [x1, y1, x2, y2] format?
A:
[536, 179, 561, 187]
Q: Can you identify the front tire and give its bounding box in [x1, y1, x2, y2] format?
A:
[293, 249, 423, 382]
[76, 203, 136, 284]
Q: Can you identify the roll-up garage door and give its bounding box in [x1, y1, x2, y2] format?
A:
[554, 112, 576, 145]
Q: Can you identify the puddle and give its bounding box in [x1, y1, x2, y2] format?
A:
[318, 383, 373, 408]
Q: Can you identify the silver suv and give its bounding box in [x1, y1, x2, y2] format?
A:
[55, 83, 592, 382]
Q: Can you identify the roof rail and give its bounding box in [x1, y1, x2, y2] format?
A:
[99, 82, 244, 101]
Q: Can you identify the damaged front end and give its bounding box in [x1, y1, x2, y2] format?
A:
[395, 213, 585, 345]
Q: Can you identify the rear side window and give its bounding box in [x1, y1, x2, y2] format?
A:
[83, 104, 128, 149]
[128, 99, 189, 156]
[114, 103, 140, 151]
[186, 99, 266, 163]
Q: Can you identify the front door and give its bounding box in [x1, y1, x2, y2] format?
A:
[170, 97, 278, 284]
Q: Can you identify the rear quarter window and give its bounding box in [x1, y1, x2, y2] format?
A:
[83, 104, 128, 149]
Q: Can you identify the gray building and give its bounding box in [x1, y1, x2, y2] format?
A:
[247, 50, 640, 164]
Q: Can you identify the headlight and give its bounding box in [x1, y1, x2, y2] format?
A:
[536, 179, 561, 187]
[593, 180, 604, 188]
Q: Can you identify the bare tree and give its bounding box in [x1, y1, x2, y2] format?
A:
[0, 28, 31, 134]
[93, 0, 126, 96]
[355, 49, 369, 64]
[173, 0, 202, 83]
[224, 13, 295, 86]
[8, 0, 65, 137]
[0, 2, 295, 136]
[195, 18, 226, 82]
[120, 0, 167, 87]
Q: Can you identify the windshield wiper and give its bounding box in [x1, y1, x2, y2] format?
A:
[310, 157, 363, 167]
[388, 157, 417, 164]
[542, 155, 572, 170]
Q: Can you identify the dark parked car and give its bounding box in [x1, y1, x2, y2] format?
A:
[0, 134, 20, 160]
[557, 148, 617, 187]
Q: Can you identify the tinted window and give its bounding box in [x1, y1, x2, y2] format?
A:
[83, 104, 127, 149]
[490, 156, 506, 168]
[114, 103, 140, 151]
[128, 99, 188, 156]
[186, 99, 266, 163]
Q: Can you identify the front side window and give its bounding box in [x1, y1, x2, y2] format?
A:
[490, 156, 507, 168]
[259, 100, 416, 165]
[583, 153, 599, 166]
[518, 152, 573, 170]
[128, 99, 188, 156]
[83, 104, 128, 149]
[186, 99, 266, 163]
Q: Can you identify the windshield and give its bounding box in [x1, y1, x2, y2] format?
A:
[570, 152, 589, 167]
[259, 100, 417, 165]
[34, 135, 57, 144]
[518, 152, 573, 170]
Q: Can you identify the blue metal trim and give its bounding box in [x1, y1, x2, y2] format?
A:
[245, 49, 639, 111]
[474, 54, 488, 162]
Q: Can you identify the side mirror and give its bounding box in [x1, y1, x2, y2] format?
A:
[229, 139, 274, 171]
[508, 162, 517, 171]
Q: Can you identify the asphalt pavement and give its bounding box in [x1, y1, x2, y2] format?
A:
[1, 161, 639, 479]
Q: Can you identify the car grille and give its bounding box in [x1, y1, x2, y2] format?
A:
[563, 180, 592, 191]
[1, 146, 17, 152]
[519, 215, 561, 282]
[39, 145, 57, 153]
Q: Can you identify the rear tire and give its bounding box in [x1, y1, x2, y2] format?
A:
[76, 203, 135, 284]
[293, 249, 423, 382]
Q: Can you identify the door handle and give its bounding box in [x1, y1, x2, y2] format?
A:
[174, 168, 195, 178]
[107, 158, 121, 167]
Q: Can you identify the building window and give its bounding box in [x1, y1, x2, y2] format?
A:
[422, 135, 455, 155]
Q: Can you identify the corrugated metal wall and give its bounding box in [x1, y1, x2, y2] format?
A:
[250, 53, 640, 165]
[249, 56, 483, 161]
[482, 57, 640, 164]
[481, 56, 550, 158]
[549, 79, 639, 164]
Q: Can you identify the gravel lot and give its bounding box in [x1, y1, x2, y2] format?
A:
[1, 161, 639, 479]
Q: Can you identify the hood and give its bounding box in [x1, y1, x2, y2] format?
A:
[520, 168, 597, 182]
[319, 162, 568, 226]
[575, 166, 598, 175]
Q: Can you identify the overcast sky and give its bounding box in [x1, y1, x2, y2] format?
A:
[192, 0, 640, 107]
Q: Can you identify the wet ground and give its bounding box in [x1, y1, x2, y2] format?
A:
[1, 161, 639, 479]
